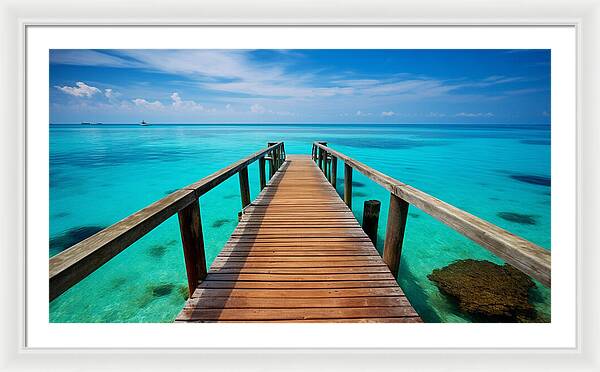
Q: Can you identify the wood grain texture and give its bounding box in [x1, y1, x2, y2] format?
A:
[178, 199, 207, 297]
[177, 155, 420, 323]
[383, 193, 409, 278]
[314, 142, 551, 287]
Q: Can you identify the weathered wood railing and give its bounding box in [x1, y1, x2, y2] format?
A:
[312, 142, 551, 287]
[49, 142, 286, 301]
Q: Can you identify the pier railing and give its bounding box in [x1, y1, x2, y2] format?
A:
[49, 142, 286, 301]
[312, 141, 551, 287]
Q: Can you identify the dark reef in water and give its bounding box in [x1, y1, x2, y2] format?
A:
[147, 244, 168, 258]
[138, 283, 189, 308]
[212, 218, 234, 228]
[428, 259, 542, 322]
[152, 283, 175, 297]
[497, 212, 537, 225]
[409, 212, 420, 218]
[352, 181, 367, 188]
[223, 194, 238, 199]
[510, 174, 551, 187]
[49, 225, 106, 255]
[52, 211, 70, 218]
[354, 191, 368, 197]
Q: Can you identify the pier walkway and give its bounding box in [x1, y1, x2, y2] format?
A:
[176, 155, 420, 322]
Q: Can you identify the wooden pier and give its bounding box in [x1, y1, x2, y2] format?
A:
[176, 155, 420, 322]
[49, 141, 551, 323]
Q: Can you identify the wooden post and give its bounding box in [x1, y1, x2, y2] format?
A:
[268, 156, 275, 178]
[362, 200, 381, 245]
[323, 151, 329, 176]
[268, 142, 277, 176]
[344, 163, 352, 208]
[331, 156, 337, 188]
[177, 199, 207, 297]
[318, 147, 324, 170]
[259, 157, 266, 190]
[317, 141, 327, 169]
[383, 193, 409, 277]
[239, 166, 251, 208]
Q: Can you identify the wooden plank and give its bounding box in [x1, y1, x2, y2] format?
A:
[177, 306, 418, 321]
[184, 296, 412, 309]
[314, 142, 551, 287]
[190, 287, 406, 298]
[197, 280, 401, 289]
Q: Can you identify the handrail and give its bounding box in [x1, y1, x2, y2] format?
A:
[49, 142, 285, 301]
[313, 142, 551, 287]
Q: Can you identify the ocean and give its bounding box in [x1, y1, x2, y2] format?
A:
[49, 124, 551, 322]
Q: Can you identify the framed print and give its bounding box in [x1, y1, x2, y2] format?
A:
[1, 0, 599, 371]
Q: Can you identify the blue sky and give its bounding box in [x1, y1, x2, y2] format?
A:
[49, 49, 550, 124]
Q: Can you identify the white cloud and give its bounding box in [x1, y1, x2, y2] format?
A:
[455, 112, 494, 117]
[170, 92, 205, 111]
[104, 89, 114, 98]
[54, 82, 101, 97]
[381, 111, 395, 117]
[132, 98, 164, 109]
[356, 110, 372, 117]
[250, 104, 267, 114]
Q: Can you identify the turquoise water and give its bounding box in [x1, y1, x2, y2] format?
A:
[49, 124, 551, 322]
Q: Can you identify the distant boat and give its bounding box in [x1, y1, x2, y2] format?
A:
[140, 120, 149, 126]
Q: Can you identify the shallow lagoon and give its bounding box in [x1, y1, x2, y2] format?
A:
[49, 124, 550, 322]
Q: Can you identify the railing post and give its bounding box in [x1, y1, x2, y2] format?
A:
[268, 142, 276, 178]
[344, 163, 352, 208]
[318, 147, 324, 170]
[239, 166, 251, 208]
[383, 193, 409, 277]
[259, 157, 266, 190]
[362, 200, 381, 245]
[331, 156, 337, 188]
[317, 141, 327, 169]
[177, 199, 207, 297]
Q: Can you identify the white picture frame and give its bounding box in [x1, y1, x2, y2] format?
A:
[1, 0, 598, 370]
